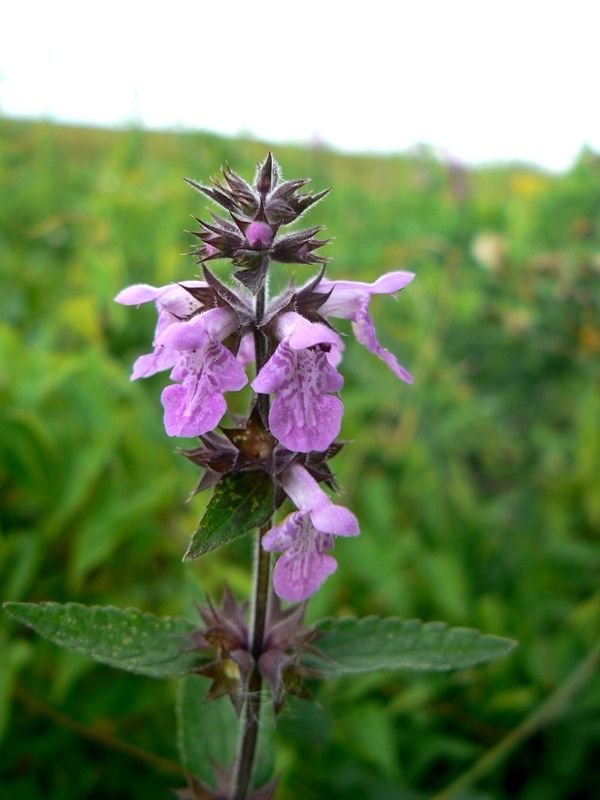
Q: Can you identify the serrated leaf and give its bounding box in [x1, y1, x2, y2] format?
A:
[3, 602, 205, 678]
[302, 617, 517, 677]
[177, 675, 274, 788]
[184, 472, 274, 561]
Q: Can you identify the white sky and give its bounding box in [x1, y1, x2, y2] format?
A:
[1, 0, 599, 172]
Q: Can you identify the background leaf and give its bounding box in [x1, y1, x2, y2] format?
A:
[3, 602, 203, 678]
[177, 675, 274, 789]
[184, 472, 275, 560]
[304, 617, 517, 677]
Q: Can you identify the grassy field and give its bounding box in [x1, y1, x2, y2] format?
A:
[1, 118, 599, 799]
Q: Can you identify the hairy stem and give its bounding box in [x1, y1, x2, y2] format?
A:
[231, 267, 272, 800]
[231, 523, 272, 799]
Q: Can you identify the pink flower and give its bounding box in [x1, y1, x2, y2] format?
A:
[262, 464, 359, 601]
[114, 281, 206, 380]
[317, 271, 415, 383]
[156, 308, 247, 437]
[252, 312, 344, 453]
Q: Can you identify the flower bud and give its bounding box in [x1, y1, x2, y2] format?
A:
[255, 152, 279, 197]
[245, 220, 274, 248]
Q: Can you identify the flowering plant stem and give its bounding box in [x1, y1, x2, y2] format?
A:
[1, 154, 519, 799]
[231, 274, 272, 800]
[231, 526, 271, 800]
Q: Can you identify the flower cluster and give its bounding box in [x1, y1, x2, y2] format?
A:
[115, 155, 413, 602]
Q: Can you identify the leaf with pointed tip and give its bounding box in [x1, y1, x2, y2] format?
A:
[177, 675, 274, 789]
[3, 602, 204, 678]
[184, 472, 275, 561]
[302, 617, 517, 677]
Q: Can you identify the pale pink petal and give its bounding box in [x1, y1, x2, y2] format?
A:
[201, 307, 239, 340]
[270, 393, 343, 453]
[263, 512, 338, 602]
[116, 281, 208, 381]
[161, 340, 247, 437]
[130, 349, 178, 380]
[310, 501, 359, 537]
[353, 300, 413, 383]
[274, 312, 343, 351]
[161, 382, 227, 438]
[272, 548, 337, 602]
[326, 347, 343, 367]
[258, 343, 343, 452]
[157, 282, 205, 318]
[319, 271, 415, 296]
[282, 464, 359, 537]
[157, 308, 237, 351]
[318, 271, 414, 319]
[114, 284, 164, 305]
[280, 463, 324, 512]
[369, 271, 415, 293]
[114, 280, 206, 311]
[262, 514, 297, 553]
[252, 347, 288, 394]
[157, 315, 209, 351]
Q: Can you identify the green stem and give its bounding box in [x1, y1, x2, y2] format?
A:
[231, 267, 272, 800]
[231, 525, 272, 800]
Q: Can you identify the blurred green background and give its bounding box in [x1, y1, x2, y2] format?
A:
[1, 118, 599, 799]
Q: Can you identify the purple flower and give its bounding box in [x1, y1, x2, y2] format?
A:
[114, 281, 206, 380]
[252, 312, 344, 453]
[262, 464, 359, 601]
[317, 271, 415, 383]
[156, 307, 247, 437]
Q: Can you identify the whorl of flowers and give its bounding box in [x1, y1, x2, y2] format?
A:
[115, 154, 414, 602]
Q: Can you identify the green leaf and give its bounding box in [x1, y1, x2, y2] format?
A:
[184, 472, 274, 561]
[3, 602, 205, 678]
[177, 675, 274, 788]
[177, 675, 238, 786]
[303, 617, 517, 677]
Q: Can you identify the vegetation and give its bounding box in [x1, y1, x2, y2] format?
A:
[1, 118, 599, 799]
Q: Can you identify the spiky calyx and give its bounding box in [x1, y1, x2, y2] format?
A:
[180, 406, 344, 500]
[186, 588, 321, 716]
[185, 154, 330, 293]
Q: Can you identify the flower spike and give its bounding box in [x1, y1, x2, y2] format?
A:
[116, 153, 413, 624]
[110, 153, 422, 793]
